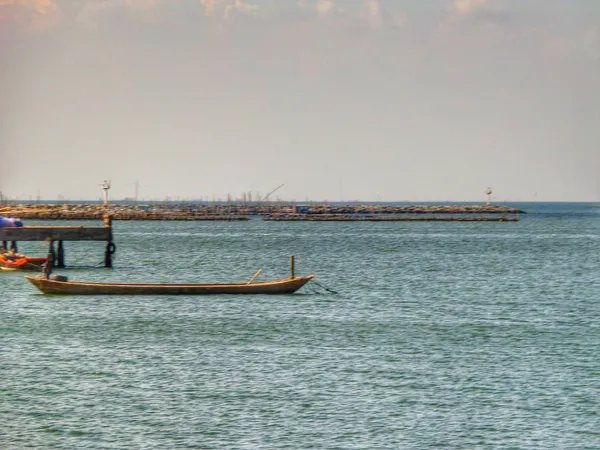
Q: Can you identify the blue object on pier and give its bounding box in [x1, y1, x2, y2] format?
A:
[0, 216, 24, 227]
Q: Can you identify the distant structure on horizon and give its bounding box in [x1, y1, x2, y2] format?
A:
[485, 187, 493, 206]
[100, 180, 111, 205]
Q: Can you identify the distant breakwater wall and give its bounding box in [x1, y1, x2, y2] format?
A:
[263, 215, 519, 222]
[0, 203, 524, 221]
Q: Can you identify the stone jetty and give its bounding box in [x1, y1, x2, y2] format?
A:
[289, 204, 523, 215]
[0, 204, 248, 220]
[0, 203, 524, 221]
[263, 215, 519, 222]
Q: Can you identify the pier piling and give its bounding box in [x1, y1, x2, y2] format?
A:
[57, 240, 65, 268]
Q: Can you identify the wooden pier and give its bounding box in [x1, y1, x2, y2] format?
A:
[0, 215, 115, 268]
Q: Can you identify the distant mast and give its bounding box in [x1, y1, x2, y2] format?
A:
[100, 180, 111, 205]
[485, 187, 492, 206]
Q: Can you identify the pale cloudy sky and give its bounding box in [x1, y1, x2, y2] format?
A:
[1, 0, 598, 202]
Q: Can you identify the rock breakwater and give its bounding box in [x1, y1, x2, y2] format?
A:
[263, 215, 519, 222]
[0, 203, 524, 221]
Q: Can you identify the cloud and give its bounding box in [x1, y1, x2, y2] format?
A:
[362, 0, 408, 31]
[75, 0, 259, 29]
[298, 0, 405, 30]
[0, 0, 408, 34]
[199, 0, 216, 16]
[450, 0, 491, 16]
[75, 0, 166, 29]
[0, 0, 61, 31]
[75, 0, 118, 29]
[316, 0, 334, 19]
[446, 0, 511, 27]
[199, 0, 259, 20]
[223, 0, 259, 20]
[297, 0, 339, 19]
[0, 0, 57, 15]
[363, 0, 382, 29]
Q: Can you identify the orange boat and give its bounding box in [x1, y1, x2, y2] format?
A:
[0, 253, 46, 272]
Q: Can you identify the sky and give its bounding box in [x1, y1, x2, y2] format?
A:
[1, 0, 599, 202]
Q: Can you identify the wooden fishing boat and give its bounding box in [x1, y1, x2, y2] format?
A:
[25, 256, 314, 295]
[25, 274, 314, 295]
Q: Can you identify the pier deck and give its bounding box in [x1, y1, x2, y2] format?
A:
[0, 216, 115, 268]
[0, 226, 111, 241]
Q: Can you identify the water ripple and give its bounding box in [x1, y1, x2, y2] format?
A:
[1, 204, 599, 448]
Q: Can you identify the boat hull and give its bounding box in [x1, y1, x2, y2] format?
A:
[0, 256, 43, 272]
[25, 275, 314, 295]
[25, 257, 47, 266]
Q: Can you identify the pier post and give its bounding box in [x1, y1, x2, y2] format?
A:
[104, 215, 113, 229]
[103, 215, 114, 268]
[57, 240, 65, 268]
[49, 240, 57, 268]
[104, 242, 114, 268]
[10, 241, 18, 252]
[2, 240, 7, 250]
[290, 255, 295, 279]
[42, 241, 55, 278]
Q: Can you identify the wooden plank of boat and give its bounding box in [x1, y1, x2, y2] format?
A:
[25, 274, 315, 295]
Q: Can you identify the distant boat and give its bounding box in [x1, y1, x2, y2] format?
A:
[25, 274, 314, 295]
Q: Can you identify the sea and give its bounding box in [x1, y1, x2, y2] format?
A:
[1, 202, 599, 449]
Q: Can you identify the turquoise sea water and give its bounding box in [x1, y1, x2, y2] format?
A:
[1, 203, 599, 448]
